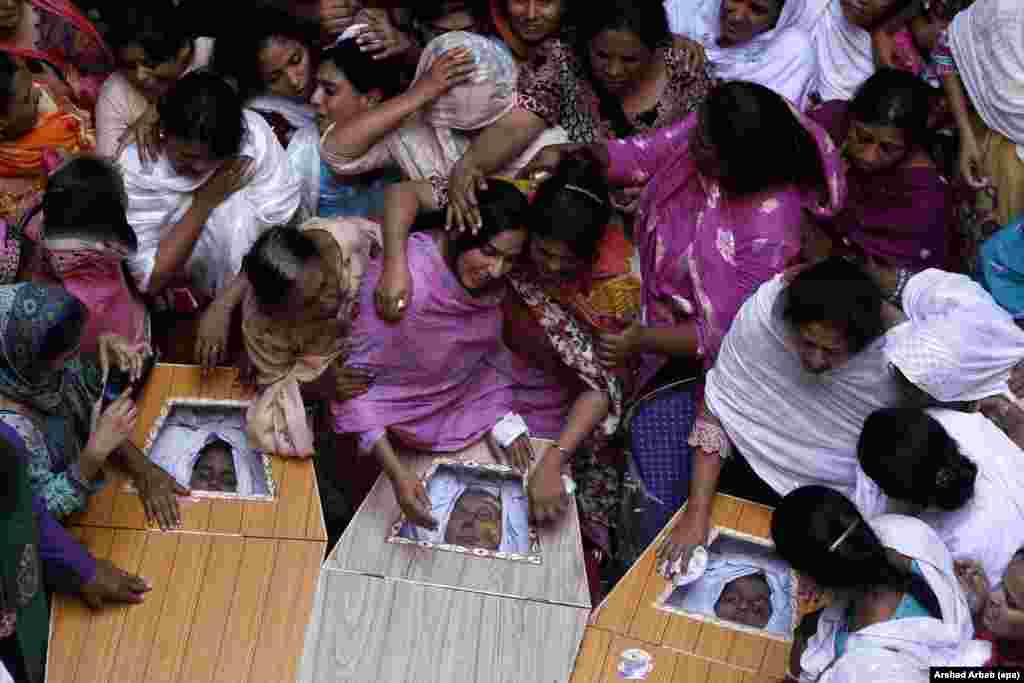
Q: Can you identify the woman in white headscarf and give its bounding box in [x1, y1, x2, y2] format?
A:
[149, 405, 267, 497]
[799, 0, 914, 104]
[774, 486, 991, 682]
[319, 30, 567, 203]
[399, 466, 530, 555]
[670, 541, 796, 634]
[667, 0, 818, 108]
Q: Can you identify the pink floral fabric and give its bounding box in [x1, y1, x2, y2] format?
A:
[606, 106, 847, 392]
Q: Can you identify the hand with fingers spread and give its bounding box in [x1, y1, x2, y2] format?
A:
[320, 0, 362, 37]
[446, 156, 489, 234]
[392, 470, 437, 529]
[195, 299, 232, 375]
[355, 8, 416, 61]
[596, 322, 643, 370]
[117, 103, 161, 164]
[334, 364, 375, 401]
[411, 46, 477, 100]
[135, 463, 189, 530]
[502, 434, 534, 473]
[655, 506, 711, 579]
[85, 394, 138, 466]
[196, 157, 256, 211]
[80, 559, 151, 609]
[958, 132, 990, 190]
[954, 559, 990, 615]
[673, 35, 707, 75]
[98, 334, 150, 384]
[527, 446, 570, 524]
[375, 260, 413, 321]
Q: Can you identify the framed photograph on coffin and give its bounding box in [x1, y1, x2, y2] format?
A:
[386, 458, 542, 564]
[654, 526, 799, 642]
[129, 397, 276, 501]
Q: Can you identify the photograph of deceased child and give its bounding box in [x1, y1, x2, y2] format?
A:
[660, 532, 796, 638]
[398, 464, 531, 555]
[146, 403, 272, 498]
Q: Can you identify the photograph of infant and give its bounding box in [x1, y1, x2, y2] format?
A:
[388, 461, 540, 563]
[656, 530, 798, 640]
[137, 400, 274, 500]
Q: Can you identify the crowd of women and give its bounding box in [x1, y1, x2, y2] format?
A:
[0, 0, 1023, 680]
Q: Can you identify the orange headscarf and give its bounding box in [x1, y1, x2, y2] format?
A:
[0, 83, 93, 178]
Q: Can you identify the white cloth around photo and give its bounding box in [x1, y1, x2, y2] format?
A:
[148, 405, 267, 496]
[400, 467, 530, 554]
[121, 110, 301, 297]
[672, 549, 795, 634]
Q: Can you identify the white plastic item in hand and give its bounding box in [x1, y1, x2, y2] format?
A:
[492, 412, 529, 448]
[658, 545, 708, 585]
[617, 649, 654, 680]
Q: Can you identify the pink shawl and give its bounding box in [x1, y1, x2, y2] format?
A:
[606, 105, 846, 391]
[331, 232, 516, 453]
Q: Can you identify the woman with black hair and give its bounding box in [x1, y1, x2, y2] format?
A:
[446, 0, 711, 231]
[856, 406, 1024, 592]
[807, 68, 954, 271]
[518, 81, 845, 550]
[773, 486, 990, 681]
[120, 71, 301, 301]
[96, 1, 213, 157]
[211, 5, 320, 148]
[331, 178, 529, 530]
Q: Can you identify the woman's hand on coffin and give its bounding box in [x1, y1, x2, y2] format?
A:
[85, 394, 138, 461]
[375, 261, 413, 321]
[412, 47, 477, 99]
[596, 322, 643, 369]
[334, 365, 374, 401]
[196, 157, 256, 210]
[447, 156, 488, 234]
[527, 448, 569, 523]
[98, 334, 150, 384]
[356, 9, 416, 62]
[393, 473, 437, 529]
[135, 463, 189, 531]
[195, 300, 232, 375]
[503, 434, 533, 473]
[957, 133, 989, 190]
[80, 559, 151, 609]
[656, 506, 711, 579]
[954, 559, 990, 615]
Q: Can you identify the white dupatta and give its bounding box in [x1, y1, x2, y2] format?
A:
[121, 110, 301, 296]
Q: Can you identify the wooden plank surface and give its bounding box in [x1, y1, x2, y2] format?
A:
[48, 364, 328, 683]
[573, 495, 794, 681]
[326, 437, 590, 608]
[298, 570, 589, 683]
[65, 364, 326, 541]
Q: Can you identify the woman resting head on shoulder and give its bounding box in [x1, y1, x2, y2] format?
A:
[212, 6, 321, 147]
[858, 407, 978, 513]
[773, 485, 990, 681]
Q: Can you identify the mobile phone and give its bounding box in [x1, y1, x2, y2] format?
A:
[100, 350, 160, 411]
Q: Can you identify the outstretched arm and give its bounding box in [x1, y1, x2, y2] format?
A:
[374, 181, 437, 321]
